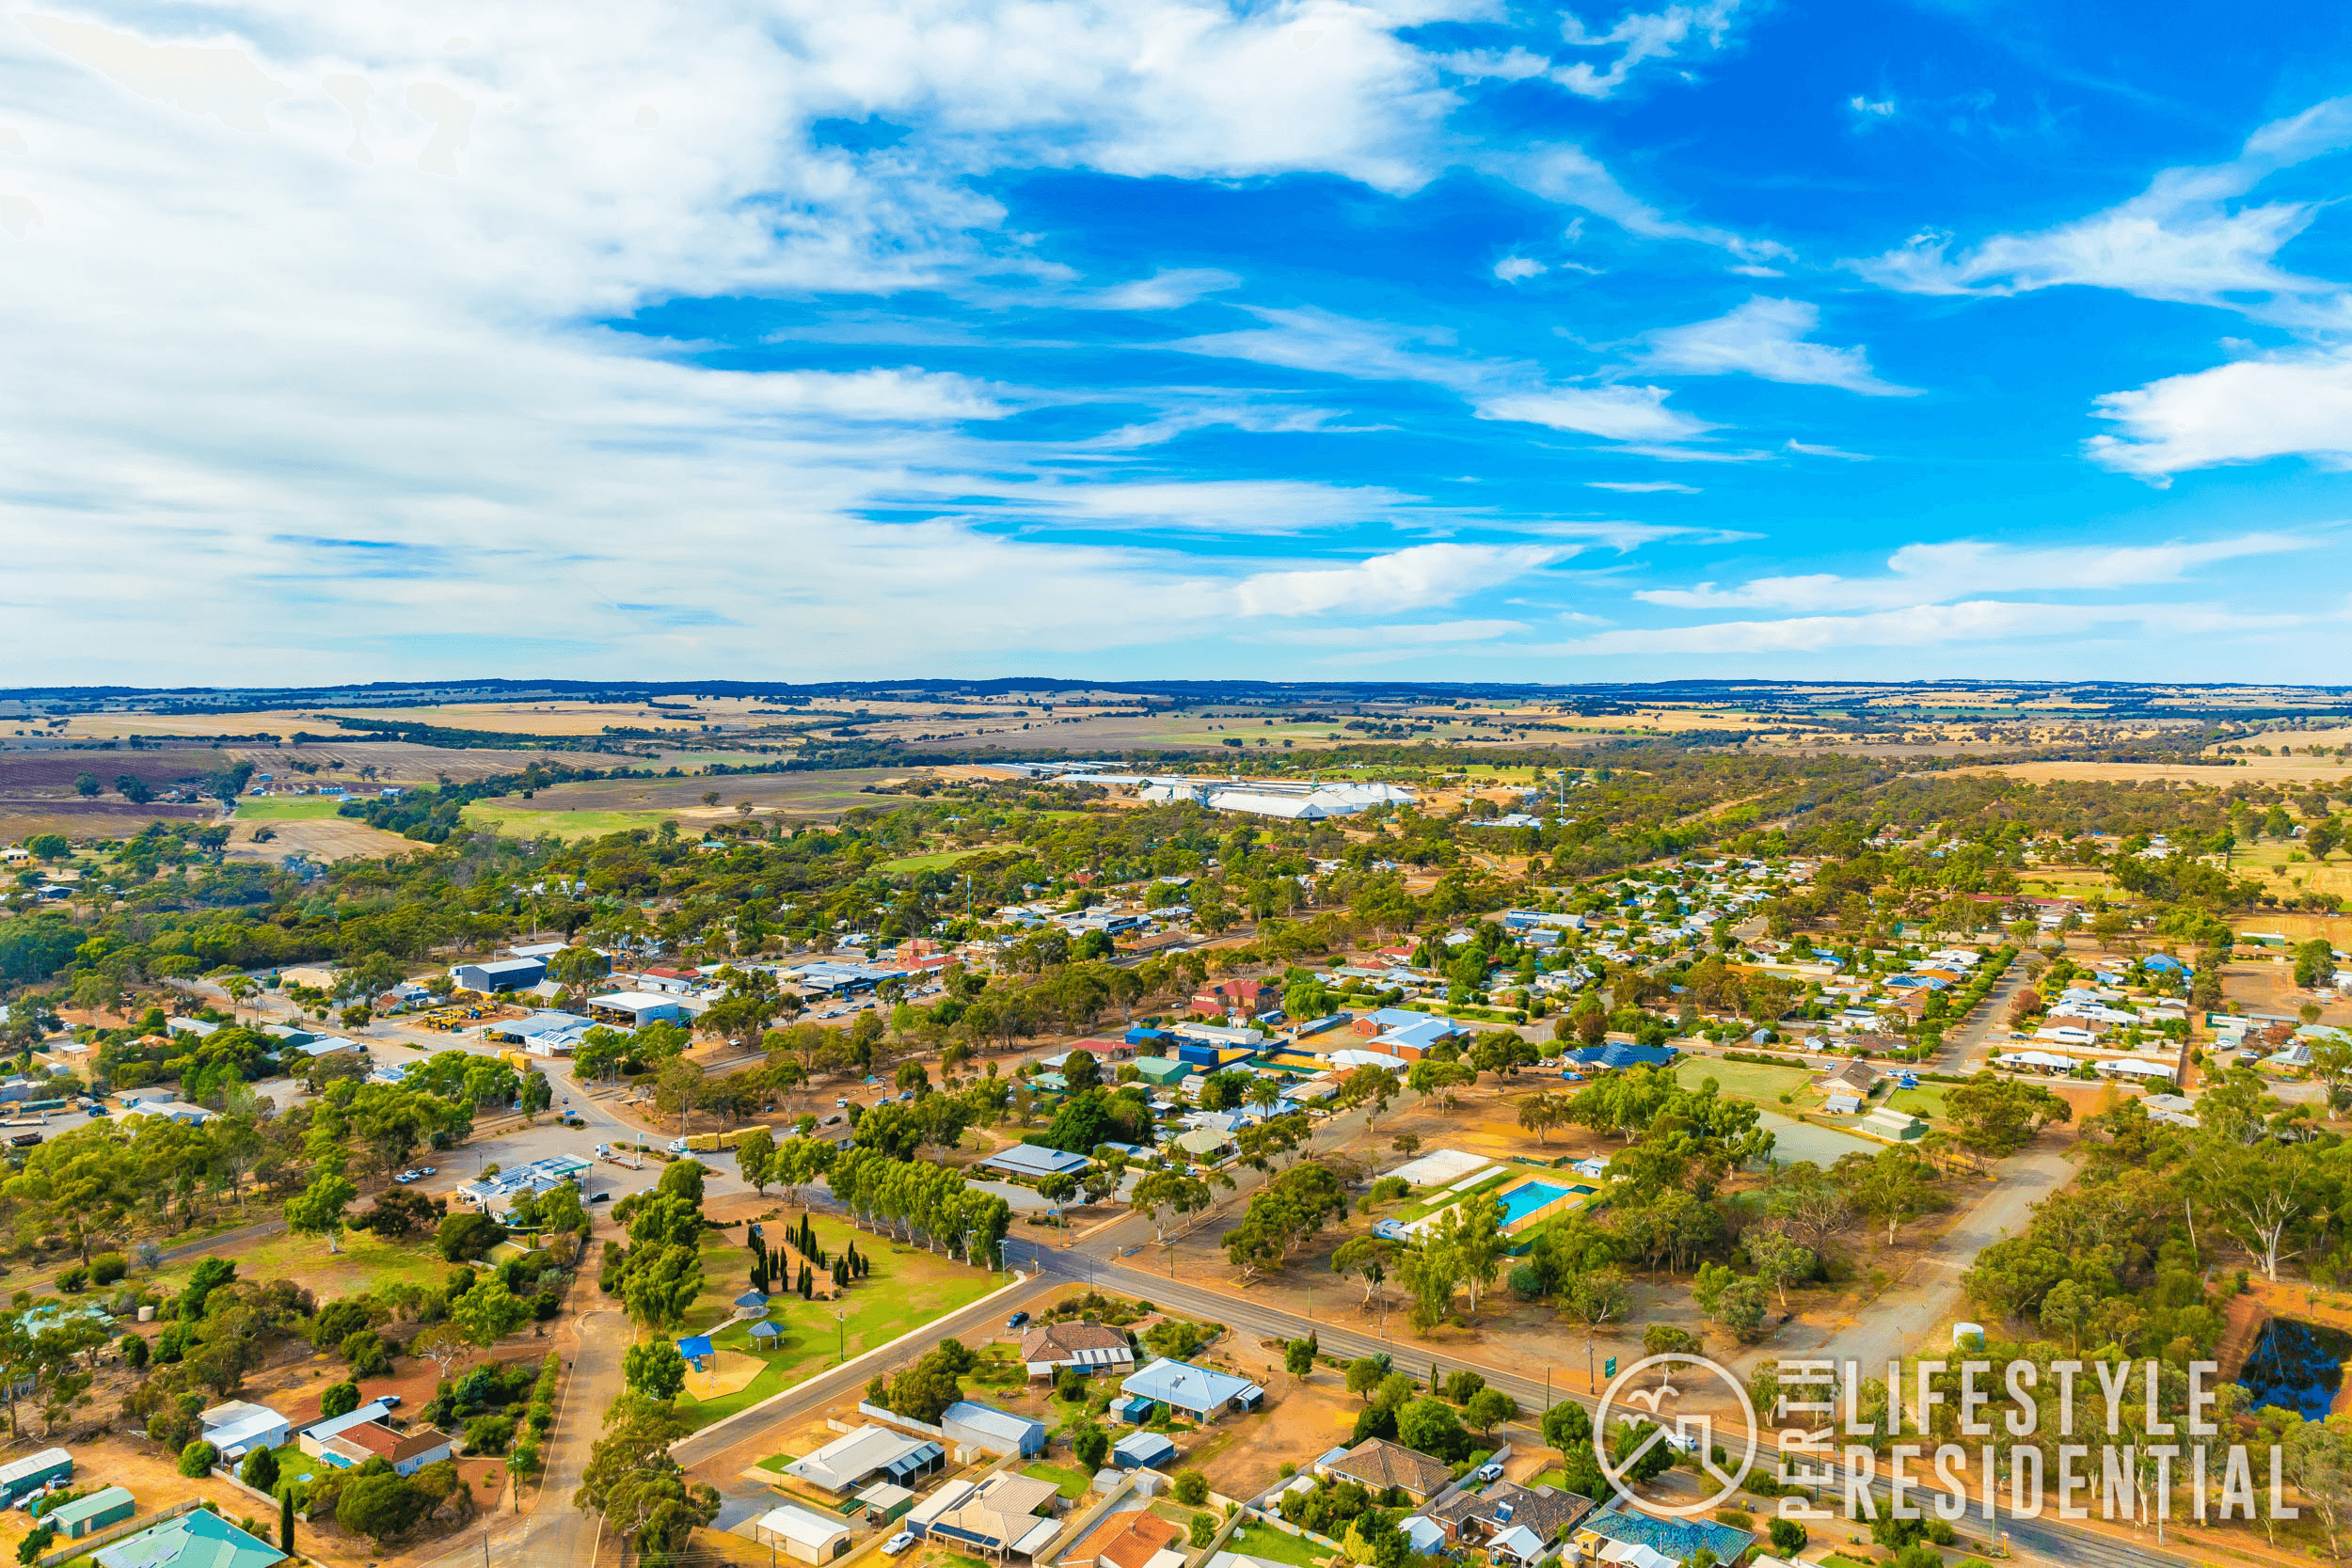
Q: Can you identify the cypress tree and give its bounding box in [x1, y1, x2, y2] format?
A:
[279, 1490, 294, 1553]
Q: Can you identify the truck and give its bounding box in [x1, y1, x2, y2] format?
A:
[677, 1128, 762, 1154]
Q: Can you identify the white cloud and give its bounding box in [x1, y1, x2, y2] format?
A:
[1493, 255, 1546, 281]
[1636, 296, 1916, 395]
[1553, 0, 1743, 99]
[1785, 439, 1869, 459]
[0, 0, 1529, 678]
[967, 478, 1424, 533]
[1542, 599, 2302, 655]
[1263, 618, 1528, 644]
[1848, 95, 1893, 119]
[1073, 268, 1241, 309]
[1234, 543, 1567, 615]
[1851, 95, 2352, 309]
[2086, 351, 2352, 479]
[1636, 532, 2313, 610]
[1508, 145, 1790, 261]
[1588, 480, 1697, 492]
[1474, 385, 1712, 441]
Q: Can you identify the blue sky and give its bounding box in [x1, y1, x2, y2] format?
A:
[7, 0, 2352, 683]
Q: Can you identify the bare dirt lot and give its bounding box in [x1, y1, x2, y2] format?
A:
[223, 815, 420, 865]
[1957, 757, 2352, 784]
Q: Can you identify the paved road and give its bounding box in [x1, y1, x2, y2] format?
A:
[1931, 958, 2030, 1073]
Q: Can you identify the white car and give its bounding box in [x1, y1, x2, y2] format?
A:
[394, 1170, 421, 1184]
[882, 1535, 914, 1557]
[1473, 1462, 1503, 1484]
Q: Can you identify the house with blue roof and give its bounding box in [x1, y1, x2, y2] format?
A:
[92, 1510, 286, 1568]
[940, 1401, 1047, 1458]
[1563, 1041, 1677, 1072]
[1119, 1357, 1263, 1422]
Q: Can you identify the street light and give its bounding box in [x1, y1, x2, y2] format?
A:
[835, 1308, 847, 1365]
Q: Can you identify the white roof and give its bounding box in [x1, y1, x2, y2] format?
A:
[1594, 1544, 1677, 1568]
[755, 1505, 852, 1550]
[785, 1425, 930, 1491]
[2096, 1058, 2177, 1081]
[1329, 1050, 1407, 1072]
[589, 990, 685, 1011]
[1387, 1148, 1489, 1186]
[1994, 1051, 2074, 1069]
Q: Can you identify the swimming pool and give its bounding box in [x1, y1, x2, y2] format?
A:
[1496, 1180, 1570, 1227]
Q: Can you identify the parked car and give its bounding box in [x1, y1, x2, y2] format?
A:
[590, 1192, 612, 1203]
[1473, 1462, 1503, 1484]
[1007, 1310, 1030, 1330]
[416, 1165, 437, 1178]
[394, 1169, 421, 1184]
[882, 1535, 915, 1557]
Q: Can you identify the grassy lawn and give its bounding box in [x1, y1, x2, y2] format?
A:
[234, 797, 348, 821]
[151, 1228, 448, 1302]
[672, 1214, 1000, 1432]
[1222, 1522, 1328, 1568]
[1527, 1467, 1565, 1490]
[1021, 1462, 1093, 1499]
[1883, 1085, 1950, 1121]
[1674, 1057, 1811, 1103]
[759, 1453, 800, 1473]
[872, 849, 983, 875]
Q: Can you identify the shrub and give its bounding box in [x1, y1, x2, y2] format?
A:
[509, 1436, 541, 1478]
[341, 1330, 394, 1378]
[1172, 1469, 1208, 1506]
[319, 1382, 361, 1419]
[1187, 1515, 1215, 1548]
[179, 1439, 219, 1478]
[240, 1447, 279, 1493]
[1768, 1519, 1807, 1555]
[89, 1254, 127, 1288]
[465, 1414, 516, 1455]
[437, 1212, 507, 1263]
[56, 1268, 87, 1293]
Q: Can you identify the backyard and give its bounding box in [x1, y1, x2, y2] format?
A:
[1223, 1521, 1329, 1568]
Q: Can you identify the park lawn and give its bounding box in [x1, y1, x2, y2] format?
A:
[673, 1215, 1000, 1432]
[1021, 1462, 1092, 1499]
[1222, 1523, 1327, 1568]
[1674, 1057, 1810, 1103]
[872, 849, 983, 875]
[234, 797, 349, 821]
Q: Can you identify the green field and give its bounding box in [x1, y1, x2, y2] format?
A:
[233, 797, 348, 821]
[460, 803, 685, 839]
[1883, 1085, 1950, 1121]
[873, 848, 985, 875]
[673, 1214, 1001, 1432]
[1674, 1057, 1812, 1103]
[141, 1227, 448, 1303]
[1222, 1522, 1328, 1568]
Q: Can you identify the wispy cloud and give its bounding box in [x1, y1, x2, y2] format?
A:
[1507, 146, 1791, 261]
[1234, 543, 1569, 616]
[1636, 297, 1917, 395]
[1636, 533, 2315, 610]
[1474, 385, 1712, 441]
[1537, 599, 2308, 655]
[1588, 480, 1699, 493]
[1850, 95, 2352, 311]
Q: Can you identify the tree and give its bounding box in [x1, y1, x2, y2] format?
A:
[241, 1445, 279, 1493]
[1345, 1357, 1387, 1402]
[179, 1438, 218, 1478]
[338, 1471, 426, 1546]
[1397, 1397, 1470, 1463]
[1943, 1071, 2072, 1159]
[284, 1172, 357, 1254]
[319, 1381, 361, 1418]
[1541, 1400, 1592, 1453]
[451, 1278, 532, 1348]
[437, 1212, 508, 1262]
[1742, 1229, 1815, 1307]
[1073, 1422, 1111, 1470]
[622, 1243, 706, 1332]
[1692, 1263, 1769, 1341]
[625, 1339, 688, 1403]
[1464, 1386, 1518, 1435]
[736, 1128, 776, 1196]
[1835, 1148, 1947, 1246]
[1284, 1336, 1317, 1377]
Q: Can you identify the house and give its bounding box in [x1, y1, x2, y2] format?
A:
[1813, 1059, 1875, 1115]
[2095, 1058, 2179, 1084]
[312, 1419, 455, 1477]
[0, 1448, 70, 1506]
[752, 1503, 856, 1564]
[119, 1101, 213, 1127]
[1563, 1041, 1676, 1072]
[979, 1145, 1090, 1182]
[1423, 1482, 1595, 1552]
[1019, 1321, 1135, 1379]
[1062, 1509, 1185, 1568]
[1111, 1431, 1177, 1470]
[1171, 1129, 1232, 1162]
[1120, 1358, 1263, 1422]
[906, 1473, 1063, 1560]
[92, 1510, 285, 1568]
[199, 1400, 290, 1460]
[47, 1486, 135, 1539]
[940, 1402, 1047, 1459]
[163, 1017, 219, 1038]
[299, 1399, 395, 1444]
[785, 1426, 945, 1496]
[1574, 1505, 1754, 1568]
[1318, 1437, 1453, 1504]
[451, 958, 548, 993]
